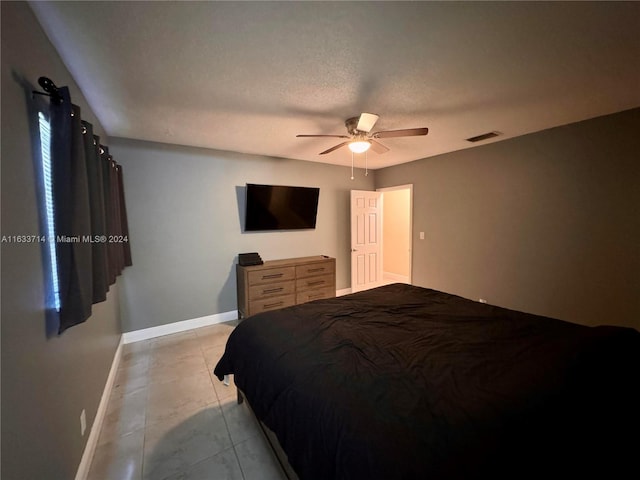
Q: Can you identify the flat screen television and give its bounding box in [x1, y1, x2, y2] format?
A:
[244, 183, 320, 231]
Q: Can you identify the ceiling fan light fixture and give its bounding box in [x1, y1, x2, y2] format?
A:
[349, 140, 371, 153]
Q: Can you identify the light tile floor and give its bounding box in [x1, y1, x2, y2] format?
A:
[87, 321, 288, 480]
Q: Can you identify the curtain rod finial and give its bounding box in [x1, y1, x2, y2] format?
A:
[33, 76, 63, 105]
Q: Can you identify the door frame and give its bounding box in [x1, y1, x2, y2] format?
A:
[376, 184, 413, 286]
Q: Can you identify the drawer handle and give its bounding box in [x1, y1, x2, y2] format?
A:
[308, 268, 324, 273]
[262, 273, 283, 279]
[307, 280, 325, 286]
[263, 287, 284, 294]
[264, 301, 284, 308]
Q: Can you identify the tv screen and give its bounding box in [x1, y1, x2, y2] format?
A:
[244, 183, 320, 231]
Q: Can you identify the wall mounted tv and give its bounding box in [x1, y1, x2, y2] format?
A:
[244, 183, 320, 231]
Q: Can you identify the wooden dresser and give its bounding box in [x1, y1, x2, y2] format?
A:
[236, 255, 336, 319]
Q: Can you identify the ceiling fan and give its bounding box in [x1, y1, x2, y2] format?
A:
[296, 113, 429, 155]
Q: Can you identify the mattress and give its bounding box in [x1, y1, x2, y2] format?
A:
[215, 284, 640, 479]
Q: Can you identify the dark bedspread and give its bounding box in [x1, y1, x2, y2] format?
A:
[215, 284, 639, 479]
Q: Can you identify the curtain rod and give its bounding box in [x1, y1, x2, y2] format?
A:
[32, 76, 63, 105]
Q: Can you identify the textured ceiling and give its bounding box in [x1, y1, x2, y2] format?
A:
[29, 1, 640, 169]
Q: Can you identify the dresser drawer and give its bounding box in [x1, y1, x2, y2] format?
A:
[296, 273, 335, 292]
[296, 261, 334, 279]
[248, 280, 295, 300]
[248, 266, 295, 285]
[296, 286, 335, 304]
[249, 294, 296, 316]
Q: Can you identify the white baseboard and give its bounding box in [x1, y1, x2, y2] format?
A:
[336, 287, 352, 297]
[75, 336, 123, 480]
[122, 310, 239, 344]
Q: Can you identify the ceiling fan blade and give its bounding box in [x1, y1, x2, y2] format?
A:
[369, 140, 390, 154]
[373, 127, 429, 139]
[356, 113, 379, 133]
[319, 141, 350, 155]
[296, 134, 350, 138]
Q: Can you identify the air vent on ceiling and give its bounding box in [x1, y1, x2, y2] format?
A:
[466, 131, 501, 143]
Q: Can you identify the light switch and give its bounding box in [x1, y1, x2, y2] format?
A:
[419, 232, 425, 240]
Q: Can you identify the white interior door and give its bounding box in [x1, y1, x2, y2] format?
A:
[351, 190, 383, 293]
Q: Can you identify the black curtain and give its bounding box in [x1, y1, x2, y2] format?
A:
[99, 146, 131, 284]
[100, 146, 117, 285]
[50, 90, 92, 332]
[81, 121, 109, 303]
[109, 155, 124, 274]
[47, 87, 132, 333]
[117, 164, 133, 267]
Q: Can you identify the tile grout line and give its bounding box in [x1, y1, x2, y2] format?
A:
[201, 323, 248, 479]
[203, 331, 243, 478]
[141, 341, 152, 480]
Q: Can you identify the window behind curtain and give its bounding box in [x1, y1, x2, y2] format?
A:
[31, 82, 132, 333]
[38, 111, 61, 312]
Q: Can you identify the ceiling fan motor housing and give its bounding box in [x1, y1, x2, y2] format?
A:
[345, 117, 363, 136]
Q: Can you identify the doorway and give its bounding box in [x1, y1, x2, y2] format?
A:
[378, 184, 413, 286]
[350, 185, 413, 292]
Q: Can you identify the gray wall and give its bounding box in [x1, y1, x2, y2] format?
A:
[1, 3, 122, 479]
[376, 108, 640, 329]
[110, 138, 374, 332]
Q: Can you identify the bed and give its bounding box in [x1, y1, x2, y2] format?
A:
[214, 283, 639, 479]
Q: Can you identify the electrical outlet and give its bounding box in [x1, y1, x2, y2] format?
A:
[80, 409, 87, 436]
